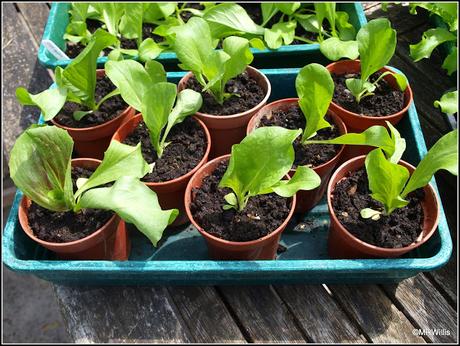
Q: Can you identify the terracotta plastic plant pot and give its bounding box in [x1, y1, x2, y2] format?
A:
[112, 114, 211, 226]
[326, 60, 413, 161]
[177, 66, 271, 159]
[185, 155, 296, 260]
[51, 69, 135, 160]
[247, 98, 347, 212]
[18, 158, 130, 260]
[327, 155, 440, 259]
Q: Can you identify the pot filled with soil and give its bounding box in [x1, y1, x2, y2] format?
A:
[112, 114, 211, 226]
[184, 125, 321, 260]
[327, 155, 440, 259]
[185, 155, 297, 260]
[178, 66, 271, 158]
[18, 158, 129, 260]
[247, 98, 347, 212]
[173, 17, 271, 158]
[50, 69, 134, 159]
[327, 60, 413, 131]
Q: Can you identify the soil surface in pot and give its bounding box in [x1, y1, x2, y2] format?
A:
[123, 117, 207, 182]
[239, 3, 321, 44]
[66, 22, 164, 57]
[332, 168, 424, 248]
[332, 72, 405, 116]
[191, 162, 291, 242]
[186, 72, 265, 116]
[52, 76, 128, 128]
[258, 105, 341, 167]
[28, 166, 114, 243]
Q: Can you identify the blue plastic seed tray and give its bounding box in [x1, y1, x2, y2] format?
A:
[2, 68, 452, 285]
[38, 3, 367, 70]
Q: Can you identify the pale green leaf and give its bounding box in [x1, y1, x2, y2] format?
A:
[9, 125, 74, 212]
[78, 176, 178, 246]
[365, 148, 409, 215]
[319, 37, 358, 61]
[74, 141, 151, 199]
[138, 38, 163, 62]
[295, 63, 334, 141]
[441, 47, 457, 75]
[409, 28, 456, 62]
[402, 130, 458, 196]
[16, 86, 67, 121]
[358, 18, 396, 82]
[434, 90, 458, 115]
[272, 165, 320, 197]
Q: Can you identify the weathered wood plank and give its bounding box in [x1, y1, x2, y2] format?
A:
[2, 3, 52, 160]
[167, 286, 247, 343]
[274, 285, 367, 343]
[55, 286, 194, 343]
[381, 275, 457, 343]
[217, 286, 307, 343]
[16, 3, 50, 45]
[328, 284, 425, 343]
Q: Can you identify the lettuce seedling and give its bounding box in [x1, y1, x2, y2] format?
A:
[173, 17, 256, 105]
[343, 18, 408, 103]
[219, 126, 321, 211]
[9, 125, 178, 246]
[360, 129, 458, 219]
[105, 59, 202, 158]
[16, 29, 121, 121]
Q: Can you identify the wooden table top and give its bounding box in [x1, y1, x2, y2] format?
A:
[3, 2, 457, 343]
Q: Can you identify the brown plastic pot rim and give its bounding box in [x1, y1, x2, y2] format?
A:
[19, 158, 120, 248]
[327, 155, 440, 254]
[326, 60, 413, 120]
[120, 114, 211, 188]
[179, 66, 272, 120]
[248, 98, 347, 172]
[185, 154, 296, 247]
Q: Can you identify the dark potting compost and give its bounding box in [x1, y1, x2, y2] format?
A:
[53, 76, 128, 128]
[190, 162, 291, 242]
[186, 72, 265, 115]
[332, 168, 424, 248]
[332, 72, 405, 116]
[28, 166, 114, 243]
[258, 105, 341, 167]
[66, 23, 164, 57]
[123, 117, 207, 182]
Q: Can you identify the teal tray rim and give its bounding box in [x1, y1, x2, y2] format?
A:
[37, 3, 367, 69]
[2, 66, 453, 276]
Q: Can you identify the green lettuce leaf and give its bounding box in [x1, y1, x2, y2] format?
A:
[295, 63, 334, 141]
[74, 141, 152, 199]
[9, 125, 74, 212]
[402, 130, 458, 197]
[78, 176, 178, 246]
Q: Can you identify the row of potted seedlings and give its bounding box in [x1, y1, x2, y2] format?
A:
[63, 2, 359, 60]
[12, 18, 457, 261]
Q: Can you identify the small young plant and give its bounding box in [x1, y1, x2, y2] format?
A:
[219, 126, 321, 211]
[287, 63, 408, 156]
[16, 29, 120, 122]
[9, 125, 178, 246]
[344, 18, 408, 103]
[360, 129, 458, 220]
[105, 59, 203, 158]
[173, 17, 257, 105]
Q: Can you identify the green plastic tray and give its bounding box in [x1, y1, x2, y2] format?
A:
[2, 68, 452, 285]
[37, 2, 367, 70]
